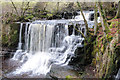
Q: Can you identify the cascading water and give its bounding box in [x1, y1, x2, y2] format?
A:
[12, 23, 23, 60]
[24, 22, 30, 50]
[9, 20, 87, 77]
[18, 23, 23, 50]
[115, 69, 120, 80]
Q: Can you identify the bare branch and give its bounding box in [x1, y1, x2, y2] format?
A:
[21, 0, 24, 16]
[98, 2, 107, 37]
[73, 25, 86, 38]
[22, 2, 30, 17]
[94, 2, 98, 35]
[77, 2, 89, 36]
[115, 1, 120, 18]
[10, 0, 19, 17]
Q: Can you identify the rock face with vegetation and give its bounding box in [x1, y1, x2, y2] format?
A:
[2, 23, 19, 49]
[69, 1, 120, 79]
[92, 26, 120, 78]
[95, 34, 119, 78]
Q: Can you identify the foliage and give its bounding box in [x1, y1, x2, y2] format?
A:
[109, 21, 119, 28]
[24, 14, 34, 20]
[91, 27, 119, 78]
[77, 2, 89, 36]
[2, 23, 19, 49]
[66, 75, 73, 80]
[47, 13, 53, 17]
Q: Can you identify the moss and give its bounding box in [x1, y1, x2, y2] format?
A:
[104, 51, 116, 78]
[110, 21, 118, 28]
[40, 15, 48, 18]
[96, 56, 100, 62]
[96, 34, 119, 78]
[2, 34, 9, 46]
[8, 30, 18, 47]
[24, 14, 34, 20]
[84, 35, 96, 65]
[92, 48, 98, 57]
[2, 23, 19, 49]
[101, 45, 104, 53]
[9, 23, 19, 48]
[10, 23, 20, 30]
[92, 58, 96, 67]
[65, 75, 73, 80]
[47, 13, 53, 17]
[106, 34, 113, 42]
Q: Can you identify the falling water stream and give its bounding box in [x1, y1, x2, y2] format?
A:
[12, 23, 23, 61]
[116, 69, 120, 80]
[9, 20, 85, 76]
[7, 20, 87, 77]
[5, 10, 97, 77]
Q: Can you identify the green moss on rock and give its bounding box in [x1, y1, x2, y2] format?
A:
[2, 23, 19, 49]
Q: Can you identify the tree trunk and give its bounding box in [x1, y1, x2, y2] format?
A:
[73, 25, 86, 38]
[115, 1, 120, 18]
[118, 18, 120, 43]
[94, 2, 98, 35]
[77, 2, 89, 36]
[10, 0, 19, 17]
[21, 0, 24, 16]
[98, 2, 109, 37]
[22, 2, 30, 17]
[43, 3, 47, 11]
[57, 2, 59, 12]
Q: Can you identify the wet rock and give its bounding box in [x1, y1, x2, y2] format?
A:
[49, 64, 80, 78]
[2, 48, 16, 60]
[116, 68, 120, 80]
[2, 59, 22, 78]
[69, 47, 85, 65]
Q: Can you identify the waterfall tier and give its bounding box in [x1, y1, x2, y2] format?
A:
[10, 20, 88, 76]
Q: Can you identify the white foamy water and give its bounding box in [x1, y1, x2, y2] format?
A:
[9, 19, 88, 76]
[75, 11, 100, 28]
[13, 52, 51, 75]
[12, 23, 23, 60]
[18, 23, 23, 50]
[116, 68, 120, 80]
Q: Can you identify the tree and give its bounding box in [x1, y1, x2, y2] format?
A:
[77, 2, 89, 36]
[43, 2, 48, 11]
[22, 2, 30, 17]
[115, 1, 120, 18]
[10, 0, 30, 18]
[56, 2, 59, 12]
[34, 2, 47, 11]
[10, 0, 19, 17]
[98, 2, 110, 37]
[21, 1, 24, 16]
[94, 2, 98, 35]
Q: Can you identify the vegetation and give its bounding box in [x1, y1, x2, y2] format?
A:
[73, 1, 120, 79]
[77, 2, 89, 36]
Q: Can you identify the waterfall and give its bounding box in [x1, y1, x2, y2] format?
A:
[18, 23, 23, 50]
[116, 69, 120, 80]
[12, 23, 23, 60]
[24, 22, 29, 50]
[10, 20, 86, 76]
